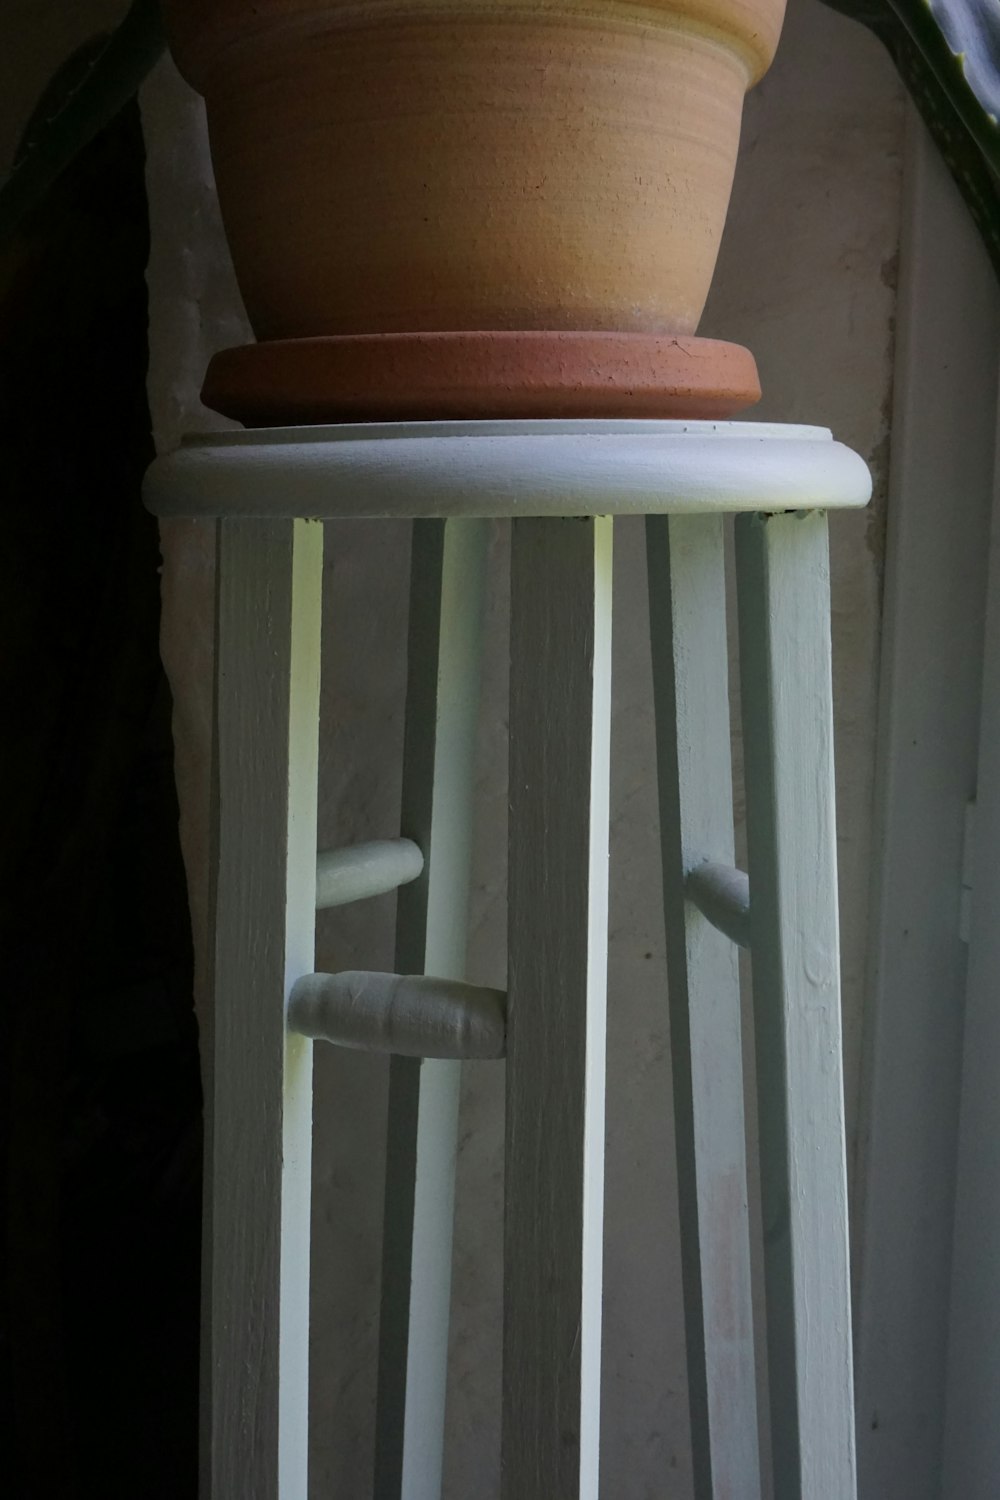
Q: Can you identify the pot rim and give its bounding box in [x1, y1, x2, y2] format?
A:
[167, 0, 786, 93]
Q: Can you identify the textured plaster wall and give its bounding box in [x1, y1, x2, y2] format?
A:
[141, 0, 903, 1492]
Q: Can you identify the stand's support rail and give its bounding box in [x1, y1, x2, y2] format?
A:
[685, 862, 752, 951]
[315, 838, 423, 910]
[289, 971, 506, 1059]
[647, 514, 761, 1500]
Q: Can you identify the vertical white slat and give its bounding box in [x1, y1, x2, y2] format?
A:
[503, 515, 612, 1500]
[941, 386, 1000, 1499]
[855, 108, 1000, 1500]
[645, 514, 760, 1499]
[209, 516, 323, 1499]
[374, 518, 489, 1500]
[735, 511, 856, 1500]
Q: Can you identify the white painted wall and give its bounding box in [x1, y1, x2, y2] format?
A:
[854, 113, 1000, 1500]
[139, 2, 903, 1493]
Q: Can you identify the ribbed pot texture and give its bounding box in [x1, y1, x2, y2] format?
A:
[164, 0, 787, 342]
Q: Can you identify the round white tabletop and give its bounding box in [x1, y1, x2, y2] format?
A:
[144, 418, 871, 520]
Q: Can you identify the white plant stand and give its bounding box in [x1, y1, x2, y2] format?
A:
[145, 418, 870, 1500]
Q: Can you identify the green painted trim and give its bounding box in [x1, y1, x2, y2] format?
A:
[0, 0, 164, 247]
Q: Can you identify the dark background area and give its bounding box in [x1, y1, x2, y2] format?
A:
[0, 94, 201, 1498]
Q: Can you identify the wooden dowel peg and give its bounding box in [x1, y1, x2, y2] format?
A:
[288, 970, 506, 1059]
[684, 861, 752, 950]
[315, 838, 424, 910]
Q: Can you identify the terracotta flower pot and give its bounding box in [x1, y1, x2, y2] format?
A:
[165, 0, 785, 345]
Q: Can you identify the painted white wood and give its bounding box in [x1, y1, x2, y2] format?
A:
[684, 862, 752, 952]
[315, 837, 423, 910]
[288, 971, 506, 1059]
[940, 383, 1000, 1500]
[180, 421, 872, 1500]
[209, 516, 323, 1500]
[957, 800, 977, 946]
[735, 511, 856, 1500]
[144, 420, 871, 522]
[854, 107, 1000, 1500]
[646, 514, 760, 1499]
[504, 516, 612, 1500]
[375, 519, 489, 1500]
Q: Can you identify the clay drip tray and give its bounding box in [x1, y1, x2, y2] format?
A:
[201, 331, 761, 426]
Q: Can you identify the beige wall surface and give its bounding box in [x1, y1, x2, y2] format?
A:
[138, 0, 903, 1493]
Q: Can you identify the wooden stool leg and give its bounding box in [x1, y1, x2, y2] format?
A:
[504, 516, 613, 1500]
[735, 511, 857, 1500]
[646, 514, 761, 1499]
[209, 517, 324, 1499]
[375, 518, 490, 1500]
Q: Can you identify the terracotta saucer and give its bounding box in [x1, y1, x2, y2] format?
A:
[201, 331, 761, 426]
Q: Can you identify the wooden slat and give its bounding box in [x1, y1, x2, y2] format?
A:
[735, 510, 856, 1500]
[504, 515, 613, 1500]
[646, 514, 760, 1499]
[209, 517, 323, 1499]
[374, 518, 489, 1500]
